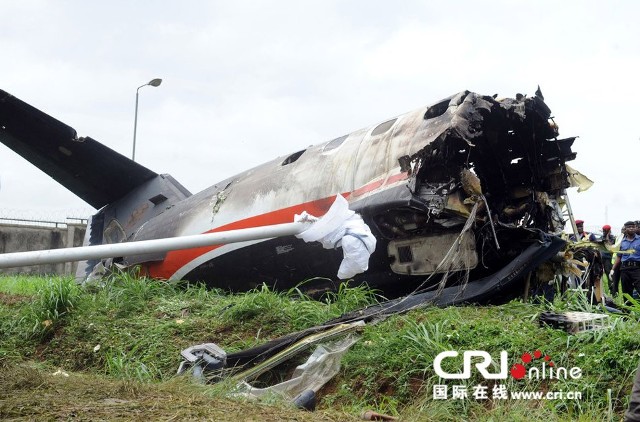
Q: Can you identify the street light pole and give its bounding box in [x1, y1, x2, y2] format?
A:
[132, 78, 162, 161]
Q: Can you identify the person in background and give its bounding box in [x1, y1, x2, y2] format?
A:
[601, 224, 617, 293]
[610, 227, 626, 295]
[602, 224, 617, 244]
[611, 221, 640, 304]
[569, 219, 597, 242]
[623, 223, 640, 421]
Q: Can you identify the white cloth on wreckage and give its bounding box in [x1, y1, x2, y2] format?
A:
[295, 195, 377, 279]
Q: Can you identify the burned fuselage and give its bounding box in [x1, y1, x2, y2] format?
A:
[107, 90, 573, 298]
[0, 88, 574, 302]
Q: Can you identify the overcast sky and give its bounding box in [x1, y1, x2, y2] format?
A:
[1, 0, 638, 234]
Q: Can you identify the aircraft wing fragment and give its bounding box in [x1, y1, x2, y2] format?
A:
[0, 89, 158, 208]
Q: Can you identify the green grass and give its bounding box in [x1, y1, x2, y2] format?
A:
[0, 274, 55, 294]
[1, 273, 639, 421]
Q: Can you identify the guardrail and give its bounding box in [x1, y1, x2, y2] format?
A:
[0, 217, 88, 229]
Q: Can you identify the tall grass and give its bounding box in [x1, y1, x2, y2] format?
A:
[27, 276, 80, 338]
[0, 274, 54, 294]
[1, 273, 639, 421]
[104, 349, 161, 382]
[322, 282, 382, 315]
[222, 282, 381, 332]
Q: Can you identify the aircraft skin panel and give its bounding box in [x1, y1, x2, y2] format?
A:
[0, 89, 158, 209]
[168, 238, 267, 282]
[138, 170, 410, 280]
[182, 236, 353, 294]
[140, 105, 430, 240]
[144, 194, 341, 279]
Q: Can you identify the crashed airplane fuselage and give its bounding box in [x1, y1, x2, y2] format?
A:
[0, 89, 574, 303]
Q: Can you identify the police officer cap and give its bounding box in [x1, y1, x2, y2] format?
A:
[624, 221, 637, 227]
[575, 219, 584, 225]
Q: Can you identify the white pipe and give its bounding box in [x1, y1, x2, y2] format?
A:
[0, 221, 311, 269]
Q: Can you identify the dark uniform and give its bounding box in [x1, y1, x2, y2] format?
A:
[614, 221, 640, 422]
[601, 225, 617, 293]
[613, 222, 640, 303]
[619, 233, 640, 300]
[620, 222, 640, 420]
[569, 219, 596, 242]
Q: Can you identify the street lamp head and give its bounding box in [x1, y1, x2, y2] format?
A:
[148, 78, 162, 87]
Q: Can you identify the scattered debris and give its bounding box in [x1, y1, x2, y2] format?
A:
[178, 321, 364, 409]
[539, 311, 610, 334]
[52, 368, 69, 377]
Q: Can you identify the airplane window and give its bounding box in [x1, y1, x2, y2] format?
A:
[371, 118, 397, 136]
[424, 99, 449, 119]
[323, 135, 348, 152]
[282, 149, 305, 165]
[103, 219, 125, 244]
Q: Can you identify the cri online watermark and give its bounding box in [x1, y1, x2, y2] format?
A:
[431, 349, 583, 401]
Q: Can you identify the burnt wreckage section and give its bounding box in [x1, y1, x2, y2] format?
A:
[0, 87, 574, 304]
[374, 91, 574, 293]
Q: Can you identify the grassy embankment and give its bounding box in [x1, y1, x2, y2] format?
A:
[1, 273, 639, 421]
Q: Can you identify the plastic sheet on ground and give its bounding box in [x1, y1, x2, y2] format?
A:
[235, 333, 361, 401]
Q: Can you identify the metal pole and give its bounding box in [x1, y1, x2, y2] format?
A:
[132, 79, 162, 161]
[0, 221, 311, 269]
[132, 87, 140, 161]
[563, 189, 579, 238]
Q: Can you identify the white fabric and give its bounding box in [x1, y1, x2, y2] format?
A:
[295, 195, 377, 279]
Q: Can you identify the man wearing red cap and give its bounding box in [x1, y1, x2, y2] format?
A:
[569, 220, 596, 242]
[602, 224, 615, 241]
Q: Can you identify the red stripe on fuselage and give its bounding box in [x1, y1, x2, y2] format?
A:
[145, 172, 408, 279]
[145, 195, 338, 279]
[350, 171, 408, 198]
